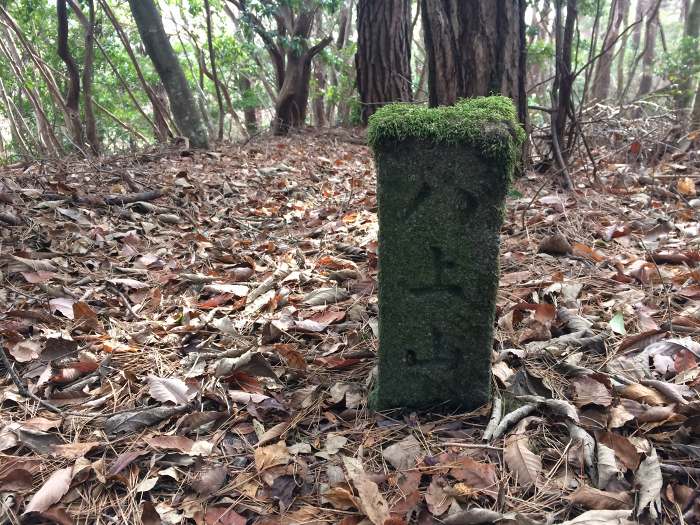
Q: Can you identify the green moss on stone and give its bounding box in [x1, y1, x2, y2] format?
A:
[367, 96, 525, 174]
[371, 142, 507, 412]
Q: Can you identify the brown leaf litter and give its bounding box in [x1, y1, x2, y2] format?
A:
[0, 132, 699, 524]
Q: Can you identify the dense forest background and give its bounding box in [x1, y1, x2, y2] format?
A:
[0, 0, 699, 175]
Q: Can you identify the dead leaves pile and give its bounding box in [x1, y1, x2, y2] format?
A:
[0, 135, 698, 524]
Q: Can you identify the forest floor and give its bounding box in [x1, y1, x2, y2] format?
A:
[0, 130, 699, 525]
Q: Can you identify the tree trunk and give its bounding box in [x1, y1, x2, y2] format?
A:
[578, 0, 603, 109]
[551, 0, 577, 189]
[330, 0, 353, 125]
[0, 76, 32, 157]
[312, 11, 327, 128]
[636, 5, 659, 96]
[227, 0, 332, 135]
[313, 61, 327, 127]
[98, 0, 174, 142]
[272, 53, 311, 134]
[420, 0, 527, 125]
[82, 0, 98, 155]
[56, 0, 83, 148]
[204, 0, 224, 141]
[69, 0, 99, 155]
[272, 36, 332, 135]
[592, 0, 627, 102]
[676, 0, 700, 114]
[355, 0, 412, 124]
[622, 0, 646, 102]
[691, 77, 700, 129]
[239, 76, 258, 135]
[127, 0, 208, 148]
[0, 18, 62, 156]
[615, 0, 631, 103]
[619, 0, 660, 103]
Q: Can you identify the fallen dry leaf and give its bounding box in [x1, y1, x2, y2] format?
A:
[559, 509, 634, 525]
[146, 435, 196, 453]
[567, 485, 633, 510]
[0, 469, 33, 491]
[504, 418, 542, 488]
[635, 447, 662, 519]
[23, 466, 73, 514]
[382, 434, 423, 471]
[342, 456, 390, 525]
[50, 441, 99, 460]
[425, 475, 452, 516]
[255, 441, 291, 472]
[596, 431, 640, 471]
[619, 383, 666, 406]
[147, 375, 197, 405]
[572, 375, 613, 407]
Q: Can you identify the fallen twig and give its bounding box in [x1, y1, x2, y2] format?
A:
[491, 403, 537, 441]
[482, 396, 502, 441]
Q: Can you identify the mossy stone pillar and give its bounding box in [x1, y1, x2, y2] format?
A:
[368, 96, 525, 411]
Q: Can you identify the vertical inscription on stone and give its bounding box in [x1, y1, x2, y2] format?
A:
[410, 246, 467, 300]
[368, 99, 520, 411]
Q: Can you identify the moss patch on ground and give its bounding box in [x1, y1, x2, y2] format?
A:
[368, 96, 526, 173]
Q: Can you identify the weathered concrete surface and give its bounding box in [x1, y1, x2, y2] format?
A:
[368, 97, 523, 411]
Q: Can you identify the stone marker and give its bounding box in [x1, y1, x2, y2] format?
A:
[367, 96, 525, 410]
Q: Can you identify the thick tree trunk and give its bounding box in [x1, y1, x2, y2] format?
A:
[56, 0, 83, 148]
[272, 37, 331, 135]
[128, 0, 208, 148]
[355, 0, 412, 124]
[272, 53, 311, 134]
[227, 0, 332, 135]
[420, 0, 527, 125]
[592, 0, 627, 102]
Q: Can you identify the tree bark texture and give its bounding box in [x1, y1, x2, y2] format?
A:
[615, 0, 631, 102]
[313, 61, 327, 127]
[204, 0, 224, 141]
[592, 0, 627, 101]
[677, 0, 700, 113]
[271, 13, 331, 135]
[636, 4, 659, 97]
[355, 0, 412, 124]
[82, 0, 98, 155]
[68, 0, 99, 155]
[56, 0, 83, 147]
[552, 0, 577, 186]
[420, 0, 527, 125]
[238, 75, 258, 135]
[128, 0, 208, 148]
